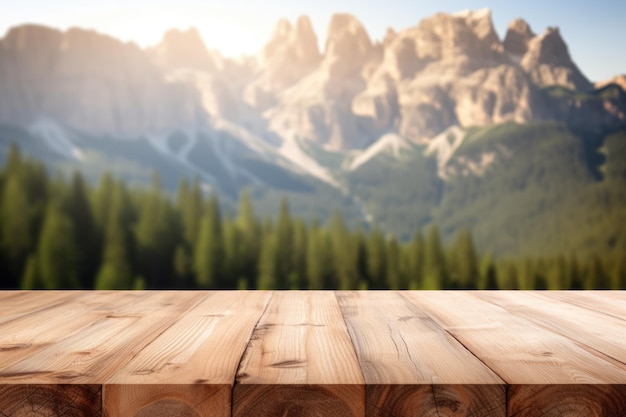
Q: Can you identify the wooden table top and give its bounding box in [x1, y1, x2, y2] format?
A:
[0, 291, 625, 417]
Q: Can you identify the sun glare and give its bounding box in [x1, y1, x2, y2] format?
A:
[74, 5, 268, 56]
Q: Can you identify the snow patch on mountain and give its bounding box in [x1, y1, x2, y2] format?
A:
[424, 125, 466, 179]
[349, 133, 411, 171]
[145, 130, 216, 183]
[278, 136, 340, 187]
[28, 118, 84, 161]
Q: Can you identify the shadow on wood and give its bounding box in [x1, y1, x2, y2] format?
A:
[0, 385, 100, 417]
[104, 384, 230, 417]
[366, 384, 505, 417]
[233, 384, 364, 417]
[508, 385, 626, 417]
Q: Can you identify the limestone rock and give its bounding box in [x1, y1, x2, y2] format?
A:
[521, 27, 591, 91]
[0, 25, 203, 136]
[503, 18, 535, 55]
[150, 28, 215, 72]
[244, 16, 321, 109]
[596, 74, 626, 92]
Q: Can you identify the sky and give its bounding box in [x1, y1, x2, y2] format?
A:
[1, 0, 624, 82]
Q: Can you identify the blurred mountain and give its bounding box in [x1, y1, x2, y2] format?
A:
[0, 9, 625, 255]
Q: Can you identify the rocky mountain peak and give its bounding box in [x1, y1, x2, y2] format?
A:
[2, 24, 63, 52]
[503, 18, 535, 55]
[521, 27, 591, 91]
[596, 74, 626, 92]
[323, 13, 373, 77]
[150, 27, 214, 72]
[263, 16, 320, 66]
[456, 8, 499, 43]
[244, 16, 320, 109]
[412, 9, 503, 66]
[293, 16, 321, 67]
[523, 27, 570, 66]
[383, 28, 397, 47]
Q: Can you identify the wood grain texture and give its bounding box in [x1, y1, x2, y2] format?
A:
[338, 291, 505, 417]
[0, 291, 206, 383]
[0, 290, 625, 417]
[107, 291, 271, 384]
[405, 291, 626, 384]
[0, 385, 100, 417]
[0, 291, 81, 326]
[508, 385, 626, 417]
[366, 385, 505, 417]
[476, 291, 626, 366]
[539, 291, 626, 322]
[233, 291, 364, 417]
[0, 291, 148, 370]
[104, 385, 230, 417]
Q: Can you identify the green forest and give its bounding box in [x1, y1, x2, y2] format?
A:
[1, 144, 624, 290]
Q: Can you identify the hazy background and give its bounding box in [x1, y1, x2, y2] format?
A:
[2, 0, 625, 81]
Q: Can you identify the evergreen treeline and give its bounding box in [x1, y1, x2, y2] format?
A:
[1, 145, 624, 290]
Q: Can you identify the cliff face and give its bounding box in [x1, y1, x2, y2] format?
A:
[0, 25, 203, 137]
[521, 27, 591, 91]
[0, 9, 623, 151]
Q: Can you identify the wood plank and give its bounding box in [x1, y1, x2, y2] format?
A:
[0, 291, 81, 326]
[476, 291, 626, 366]
[106, 291, 271, 384]
[105, 291, 271, 417]
[104, 385, 229, 417]
[0, 384, 101, 417]
[404, 291, 626, 384]
[337, 291, 505, 417]
[0, 291, 205, 384]
[539, 290, 626, 322]
[366, 385, 505, 417]
[233, 291, 364, 417]
[508, 385, 626, 417]
[0, 291, 150, 370]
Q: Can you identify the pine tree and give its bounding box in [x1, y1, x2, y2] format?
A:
[236, 189, 260, 287]
[136, 174, 182, 288]
[94, 184, 135, 290]
[0, 176, 34, 283]
[497, 261, 517, 290]
[223, 219, 243, 288]
[422, 226, 447, 289]
[547, 256, 566, 290]
[274, 198, 293, 288]
[366, 227, 387, 289]
[178, 177, 204, 247]
[64, 171, 99, 288]
[330, 211, 358, 290]
[92, 172, 115, 228]
[517, 258, 535, 290]
[306, 226, 331, 290]
[386, 237, 401, 290]
[257, 233, 277, 290]
[172, 245, 192, 288]
[584, 254, 609, 289]
[291, 219, 308, 289]
[21, 254, 42, 289]
[405, 231, 424, 290]
[479, 252, 498, 290]
[194, 195, 223, 288]
[452, 229, 478, 289]
[37, 201, 80, 289]
[612, 255, 626, 289]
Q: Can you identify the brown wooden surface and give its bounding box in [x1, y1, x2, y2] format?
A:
[337, 291, 505, 417]
[233, 291, 365, 417]
[0, 290, 625, 417]
[0, 384, 101, 417]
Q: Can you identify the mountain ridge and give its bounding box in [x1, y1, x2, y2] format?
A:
[0, 9, 625, 256]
